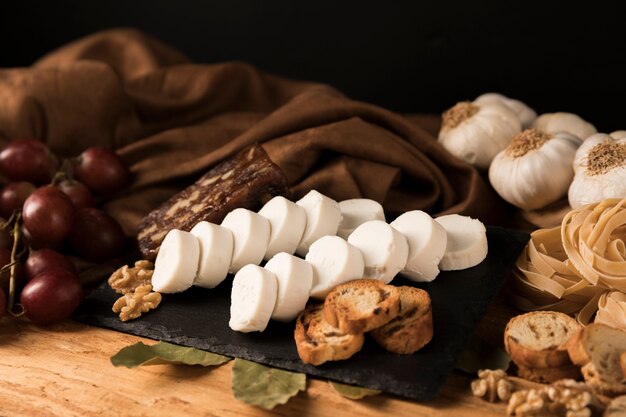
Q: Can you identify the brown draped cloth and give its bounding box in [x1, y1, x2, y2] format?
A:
[0, 28, 512, 242]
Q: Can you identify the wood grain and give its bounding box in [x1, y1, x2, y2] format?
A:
[0, 316, 511, 417]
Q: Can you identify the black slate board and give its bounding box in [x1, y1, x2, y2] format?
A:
[74, 226, 529, 401]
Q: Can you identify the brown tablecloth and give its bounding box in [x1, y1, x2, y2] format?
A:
[0, 29, 512, 237]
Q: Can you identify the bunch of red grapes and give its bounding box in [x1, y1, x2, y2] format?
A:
[0, 140, 130, 324]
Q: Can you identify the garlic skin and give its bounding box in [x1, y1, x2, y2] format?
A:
[489, 129, 581, 210]
[611, 130, 626, 139]
[569, 133, 626, 209]
[474, 93, 537, 129]
[532, 112, 597, 141]
[438, 101, 521, 169]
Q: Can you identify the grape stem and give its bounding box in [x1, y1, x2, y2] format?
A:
[51, 159, 74, 186]
[7, 212, 25, 317]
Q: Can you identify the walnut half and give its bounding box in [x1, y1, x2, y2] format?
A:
[112, 284, 162, 322]
[109, 260, 154, 294]
[507, 379, 604, 417]
[472, 369, 514, 403]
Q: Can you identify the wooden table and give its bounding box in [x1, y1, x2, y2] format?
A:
[0, 295, 518, 417]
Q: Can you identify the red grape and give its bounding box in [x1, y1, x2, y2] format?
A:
[0, 140, 58, 184]
[68, 208, 126, 262]
[20, 270, 83, 325]
[0, 181, 36, 218]
[25, 248, 78, 280]
[74, 147, 130, 195]
[56, 179, 95, 209]
[22, 186, 75, 248]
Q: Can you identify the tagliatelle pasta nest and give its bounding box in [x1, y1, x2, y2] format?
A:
[510, 198, 626, 327]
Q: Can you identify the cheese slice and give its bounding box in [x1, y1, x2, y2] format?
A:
[295, 190, 342, 256]
[258, 196, 307, 260]
[338, 198, 385, 239]
[347, 220, 408, 284]
[151, 229, 200, 293]
[229, 264, 278, 332]
[265, 252, 313, 322]
[306, 235, 365, 299]
[435, 214, 488, 271]
[221, 208, 270, 273]
[390, 210, 447, 282]
[189, 221, 233, 288]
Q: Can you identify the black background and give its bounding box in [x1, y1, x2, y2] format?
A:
[1, 1, 624, 131]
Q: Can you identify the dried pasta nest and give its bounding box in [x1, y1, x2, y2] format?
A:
[510, 198, 626, 327]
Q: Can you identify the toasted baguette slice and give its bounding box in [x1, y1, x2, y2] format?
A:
[323, 279, 401, 334]
[294, 304, 364, 366]
[504, 311, 581, 369]
[516, 363, 582, 384]
[370, 286, 433, 354]
[622, 352, 626, 381]
[567, 323, 626, 396]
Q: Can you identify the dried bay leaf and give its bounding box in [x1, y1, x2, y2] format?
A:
[110, 341, 230, 368]
[455, 335, 511, 374]
[231, 358, 306, 410]
[329, 381, 381, 399]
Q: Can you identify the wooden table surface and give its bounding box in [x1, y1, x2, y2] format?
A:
[0, 294, 519, 417]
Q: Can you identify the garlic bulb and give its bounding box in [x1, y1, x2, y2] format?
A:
[438, 101, 521, 169]
[568, 133, 626, 208]
[474, 93, 537, 129]
[532, 112, 597, 141]
[611, 130, 626, 139]
[489, 128, 581, 210]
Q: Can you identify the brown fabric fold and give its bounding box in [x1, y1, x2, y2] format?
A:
[0, 28, 510, 237]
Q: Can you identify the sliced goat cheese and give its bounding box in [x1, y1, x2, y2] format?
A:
[258, 196, 307, 260]
[295, 190, 342, 256]
[264, 252, 313, 322]
[305, 235, 365, 299]
[151, 229, 200, 293]
[221, 208, 270, 274]
[189, 221, 233, 288]
[435, 214, 488, 271]
[390, 210, 448, 282]
[337, 198, 385, 239]
[347, 220, 408, 284]
[229, 264, 278, 332]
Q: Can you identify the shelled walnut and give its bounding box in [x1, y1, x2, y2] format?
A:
[109, 260, 154, 294]
[507, 379, 604, 417]
[471, 369, 513, 402]
[112, 284, 162, 322]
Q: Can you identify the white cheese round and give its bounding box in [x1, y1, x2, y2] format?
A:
[221, 208, 270, 274]
[305, 235, 365, 299]
[347, 220, 408, 284]
[151, 229, 200, 293]
[189, 221, 234, 288]
[295, 190, 341, 256]
[229, 264, 278, 332]
[435, 214, 488, 271]
[264, 252, 313, 322]
[390, 210, 447, 282]
[258, 196, 307, 260]
[337, 198, 385, 239]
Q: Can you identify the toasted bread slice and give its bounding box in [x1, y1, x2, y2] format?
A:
[323, 279, 401, 334]
[370, 286, 433, 354]
[516, 363, 582, 384]
[567, 323, 626, 396]
[621, 352, 626, 381]
[504, 311, 581, 369]
[294, 304, 364, 366]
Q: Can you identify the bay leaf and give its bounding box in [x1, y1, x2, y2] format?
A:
[329, 381, 381, 399]
[455, 335, 511, 374]
[110, 341, 230, 368]
[231, 358, 306, 410]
